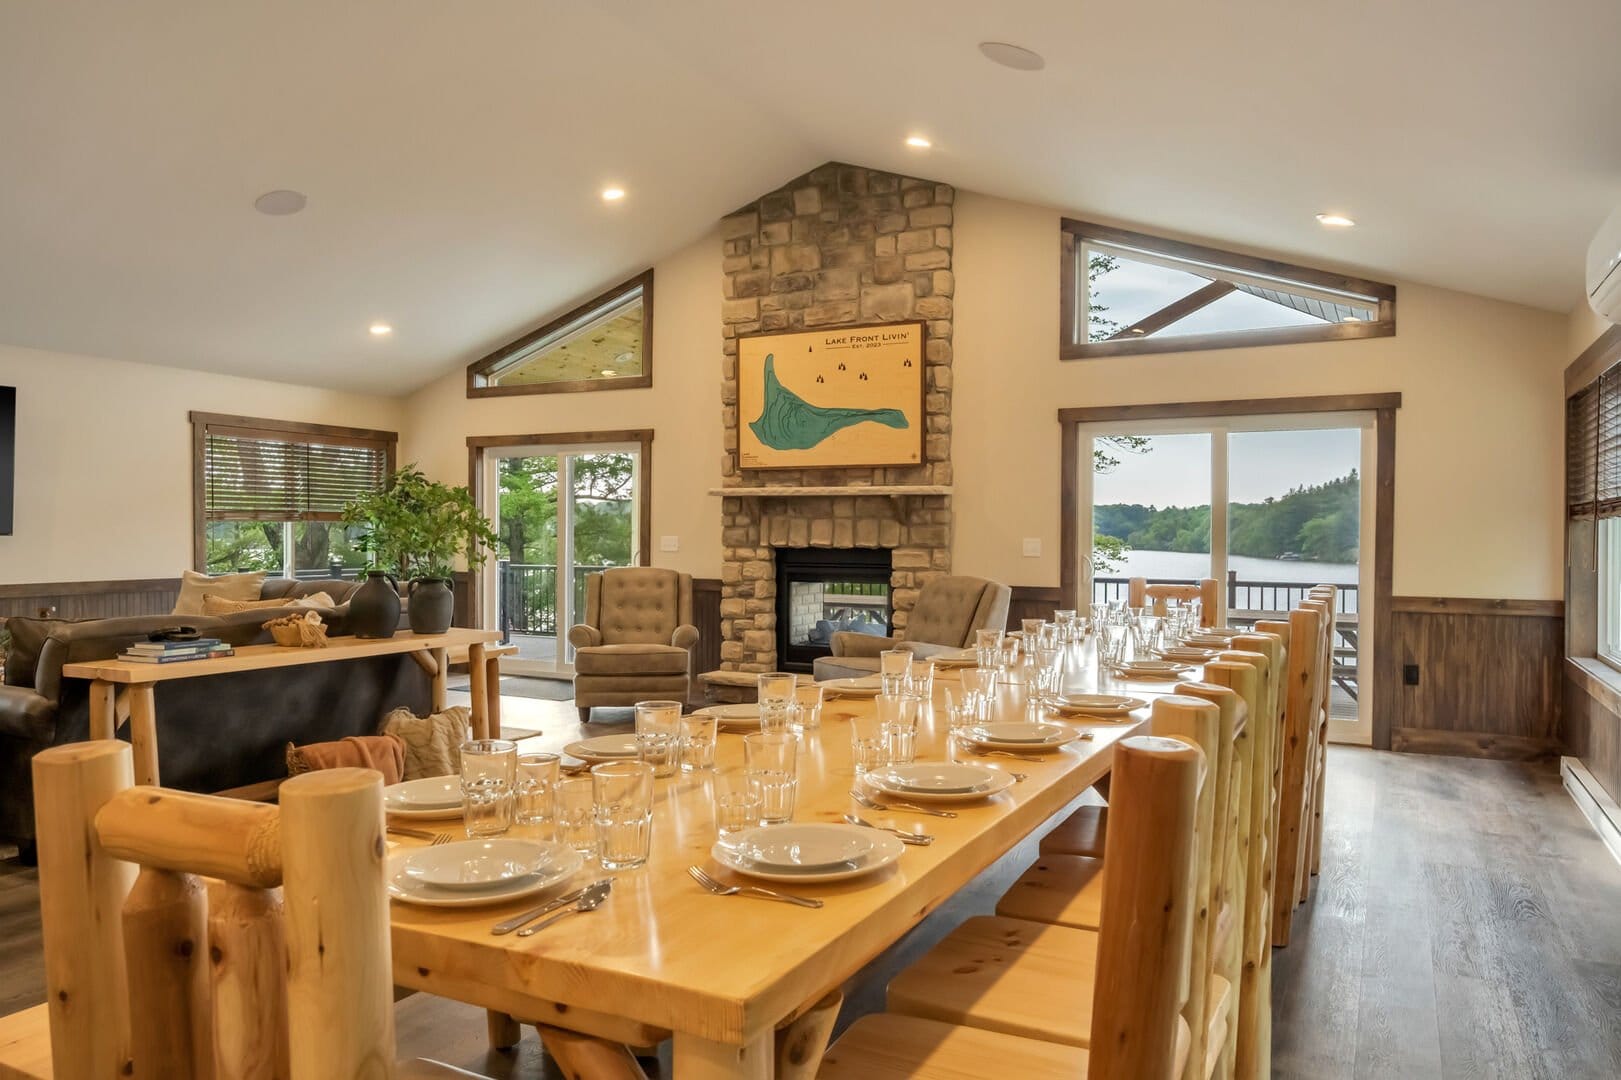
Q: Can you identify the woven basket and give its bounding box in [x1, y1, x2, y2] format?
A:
[264, 610, 329, 648]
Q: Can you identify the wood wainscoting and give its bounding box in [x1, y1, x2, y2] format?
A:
[1389, 596, 1564, 760]
[692, 577, 723, 677]
[1007, 585, 1064, 629]
[1563, 659, 1621, 809]
[0, 578, 181, 622]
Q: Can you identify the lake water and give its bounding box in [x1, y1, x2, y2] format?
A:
[1103, 549, 1358, 585]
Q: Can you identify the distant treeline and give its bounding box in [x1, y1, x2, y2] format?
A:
[1096, 471, 1359, 563]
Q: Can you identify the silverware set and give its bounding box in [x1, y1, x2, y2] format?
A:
[848, 789, 957, 818]
[842, 813, 933, 845]
[688, 865, 823, 908]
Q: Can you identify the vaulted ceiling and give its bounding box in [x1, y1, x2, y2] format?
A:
[2, 0, 1617, 394]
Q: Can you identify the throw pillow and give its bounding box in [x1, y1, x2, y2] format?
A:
[287, 591, 336, 609]
[173, 570, 265, 616]
[285, 734, 406, 785]
[381, 705, 471, 780]
[201, 593, 293, 616]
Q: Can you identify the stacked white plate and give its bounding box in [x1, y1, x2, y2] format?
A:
[1156, 645, 1217, 663]
[1052, 693, 1147, 719]
[562, 734, 641, 763]
[713, 823, 905, 883]
[820, 675, 884, 697]
[960, 722, 1079, 753]
[866, 763, 1014, 803]
[928, 648, 979, 669]
[387, 839, 583, 908]
[694, 703, 762, 732]
[383, 777, 463, 821]
[1112, 659, 1194, 679]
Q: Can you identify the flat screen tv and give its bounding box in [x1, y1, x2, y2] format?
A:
[0, 386, 13, 535]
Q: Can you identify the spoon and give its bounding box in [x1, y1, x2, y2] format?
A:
[516, 879, 612, 937]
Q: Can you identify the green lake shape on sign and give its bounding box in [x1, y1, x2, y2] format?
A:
[748, 354, 908, 451]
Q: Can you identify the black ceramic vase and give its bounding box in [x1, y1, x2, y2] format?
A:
[350, 571, 401, 639]
[408, 577, 455, 635]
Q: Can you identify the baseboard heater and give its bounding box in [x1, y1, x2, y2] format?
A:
[1561, 756, 1621, 869]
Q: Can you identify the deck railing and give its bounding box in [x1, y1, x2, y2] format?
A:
[496, 562, 621, 638]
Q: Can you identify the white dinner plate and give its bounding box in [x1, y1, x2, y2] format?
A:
[963, 723, 1080, 752]
[731, 823, 876, 870]
[929, 648, 978, 668]
[1113, 660, 1194, 678]
[1156, 646, 1216, 662]
[870, 763, 998, 794]
[1053, 693, 1148, 717]
[400, 838, 566, 890]
[385, 844, 582, 908]
[694, 703, 763, 731]
[383, 776, 461, 811]
[820, 676, 883, 697]
[868, 768, 1015, 803]
[563, 734, 641, 762]
[714, 825, 905, 883]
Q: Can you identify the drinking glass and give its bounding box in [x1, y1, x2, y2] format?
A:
[634, 699, 682, 778]
[592, 761, 654, 870]
[1054, 609, 1077, 643]
[554, 777, 598, 858]
[514, 752, 560, 832]
[679, 714, 718, 772]
[791, 684, 824, 732]
[997, 638, 1020, 673]
[942, 687, 976, 733]
[1101, 622, 1128, 669]
[849, 714, 888, 778]
[975, 628, 1003, 669]
[879, 649, 911, 696]
[744, 731, 798, 824]
[714, 772, 763, 840]
[757, 672, 797, 733]
[460, 738, 517, 839]
[904, 658, 935, 704]
[876, 693, 920, 765]
[1021, 618, 1043, 641]
[959, 666, 996, 723]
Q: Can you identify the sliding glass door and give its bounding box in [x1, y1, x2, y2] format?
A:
[1079, 414, 1374, 743]
[481, 443, 642, 677]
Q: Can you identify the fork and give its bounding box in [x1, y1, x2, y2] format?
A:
[387, 826, 455, 845]
[688, 866, 824, 908]
[971, 749, 1052, 761]
[841, 813, 934, 845]
[848, 789, 957, 818]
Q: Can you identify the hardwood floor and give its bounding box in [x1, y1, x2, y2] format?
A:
[3, 709, 1620, 1077]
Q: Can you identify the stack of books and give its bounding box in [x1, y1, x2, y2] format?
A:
[118, 638, 235, 664]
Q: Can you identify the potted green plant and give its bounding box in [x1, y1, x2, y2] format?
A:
[341, 466, 498, 636]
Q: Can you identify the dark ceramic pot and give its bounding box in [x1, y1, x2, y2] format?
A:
[350, 571, 401, 639]
[408, 577, 455, 635]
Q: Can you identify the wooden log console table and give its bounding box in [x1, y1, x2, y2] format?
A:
[62, 627, 502, 786]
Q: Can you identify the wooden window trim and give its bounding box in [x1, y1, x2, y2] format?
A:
[465, 429, 654, 627]
[1057, 393, 1399, 749]
[1060, 219, 1397, 360]
[189, 411, 398, 571]
[466, 270, 654, 398]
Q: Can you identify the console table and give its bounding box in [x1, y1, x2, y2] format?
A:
[63, 627, 502, 785]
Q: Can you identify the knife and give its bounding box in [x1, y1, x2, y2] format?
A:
[491, 883, 597, 936]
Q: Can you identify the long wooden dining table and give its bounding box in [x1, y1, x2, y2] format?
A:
[387, 648, 1202, 1078]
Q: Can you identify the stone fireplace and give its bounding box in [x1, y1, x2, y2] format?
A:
[712, 162, 955, 672]
[775, 546, 893, 672]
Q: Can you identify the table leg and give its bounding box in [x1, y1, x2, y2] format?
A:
[89, 681, 116, 740]
[430, 647, 448, 713]
[129, 685, 159, 785]
[485, 654, 503, 739]
[672, 1030, 773, 1079]
[469, 643, 489, 740]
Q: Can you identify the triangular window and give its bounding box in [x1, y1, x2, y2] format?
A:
[469, 270, 652, 396]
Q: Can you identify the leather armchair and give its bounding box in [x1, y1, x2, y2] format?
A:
[570, 568, 698, 721]
[817, 575, 1011, 681]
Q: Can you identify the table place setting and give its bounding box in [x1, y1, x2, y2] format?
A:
[712, 821, 908, 882]
[820, 674, 884, 697]
[386, 838, 583, 909]
[860, 762, 1014, 804]
[1050, 692, 1148, 719]
[382, 776, 466, 820]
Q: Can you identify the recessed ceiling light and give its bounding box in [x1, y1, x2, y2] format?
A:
[978, 42, 1045, 71]
[1341, 315, 1362, 323]
[601, 187, 626, 202]
[1129, 328, 1147, 335]
[1316, 213, 1356, 228]
[600, 369, 617, 377]
[253, 189, 307, 216]
[369, 323, 393, 336]
[905, 135, 932, 149]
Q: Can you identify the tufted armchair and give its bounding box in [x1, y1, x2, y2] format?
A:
[813, 575, 1011, 682]
[568, 567, 698, 722]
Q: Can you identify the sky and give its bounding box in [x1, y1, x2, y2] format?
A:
[1093, 427, 1362, 507]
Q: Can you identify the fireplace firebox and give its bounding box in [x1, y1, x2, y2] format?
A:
[775, 548, 893, 672]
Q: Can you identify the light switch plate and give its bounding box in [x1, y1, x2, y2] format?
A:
[659, 535, 680, 553]
[1022, 538, 1042, 557]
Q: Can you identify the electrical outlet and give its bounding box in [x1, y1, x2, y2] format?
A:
[659, 535, 680, 553]
[1022, 538, 1042, 558]
[1403, 664, 1420, 686]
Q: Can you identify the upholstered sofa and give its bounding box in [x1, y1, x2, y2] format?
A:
[569, 568, 698, 721]
[0, 578, 429, 858]
[812, 575, 1012, 681]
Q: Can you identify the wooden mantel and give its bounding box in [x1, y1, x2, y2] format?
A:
[706, 485, 951, 497]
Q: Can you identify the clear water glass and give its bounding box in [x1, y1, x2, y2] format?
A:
[514, 752, 560, 832]
[942, 688, 976, 733]
[460, 738, 517, 839]
[879, 649, 911, 696]
[1054, 609, 1078, 643]
[975, 627, 1003, 669]
[679, 714, 718, 772]
[791, 684, 824, 731]
[904, 658, 934, 704]
[876, 693, 920, 765]
[554, 776, 598, 858]
[714, 772, 763, 839]
[849, 714, 888, 777]
[634, 699, 682, 778]
[758, 671, 796, 732]
[744, 731, 799, 824]
[592, 761, 654, 870]
[997, 638, 1020, 672]
[1021, 618, 1043, 640]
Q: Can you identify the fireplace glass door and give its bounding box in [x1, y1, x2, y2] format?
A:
[776, 548, 893, 671]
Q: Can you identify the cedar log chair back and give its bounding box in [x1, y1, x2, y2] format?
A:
[1128, 577, 1220, 624]
[13, 740, 484, 1080]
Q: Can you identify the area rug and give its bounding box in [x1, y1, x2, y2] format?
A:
[446, 675, 574, 702]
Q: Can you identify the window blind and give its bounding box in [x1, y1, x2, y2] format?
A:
[1598, 370, 1621, 520]
[1570, 384, 1598, 519]
[203, 428, 389, 521]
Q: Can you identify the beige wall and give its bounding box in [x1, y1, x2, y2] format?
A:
[0, 343, 404, 583]
[950, 192, 1569, 601]
[398, 228, 725, 579]
[1568, 301, 1612, 360]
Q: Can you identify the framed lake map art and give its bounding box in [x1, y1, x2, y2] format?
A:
[738, 321, 925, 469]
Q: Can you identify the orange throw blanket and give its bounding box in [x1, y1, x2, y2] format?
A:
[285, 734, 406, 785]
